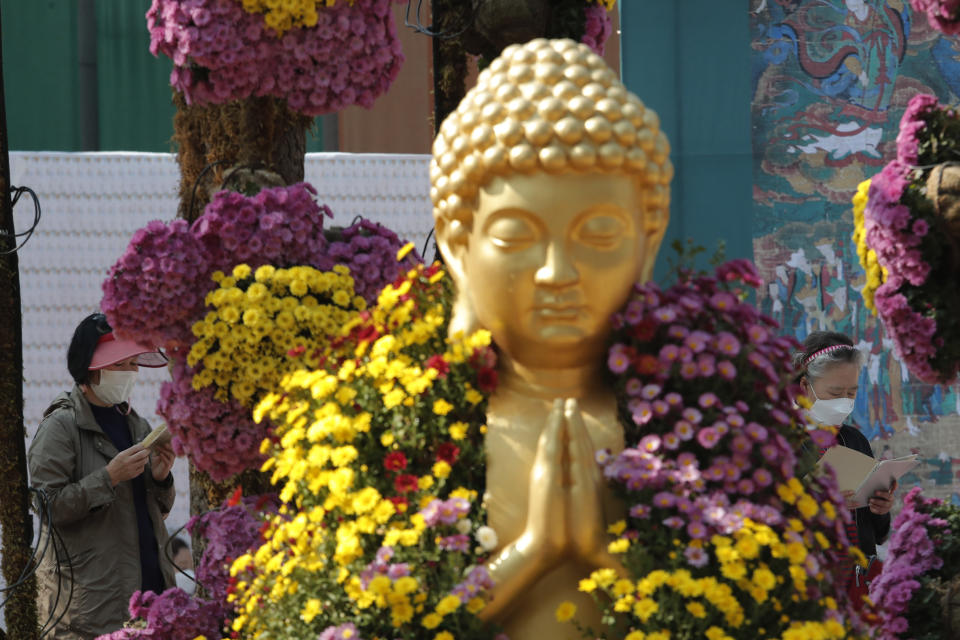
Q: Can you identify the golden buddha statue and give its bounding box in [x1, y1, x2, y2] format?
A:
[431, 38, 673, 640]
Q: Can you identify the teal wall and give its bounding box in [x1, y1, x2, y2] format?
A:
[620, 2, 753, 278]
[1, 0, 328, 152]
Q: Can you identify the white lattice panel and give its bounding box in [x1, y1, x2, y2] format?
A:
[10, 151, 433, 535]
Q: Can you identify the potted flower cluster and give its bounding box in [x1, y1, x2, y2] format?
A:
[870, 486, 960, 639]
[558, 259, 868, 639]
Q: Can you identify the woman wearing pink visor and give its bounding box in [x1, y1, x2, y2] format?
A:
[28, 313, 176, 639]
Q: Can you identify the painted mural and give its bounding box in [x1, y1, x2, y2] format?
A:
[750, 0, 960, 505]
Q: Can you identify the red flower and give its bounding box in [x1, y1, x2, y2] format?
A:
[436, 442, 460, 463]
[635, 353, 660, 375]
[384, 451, 408, 472]
[226, 486, 243, 507]
[425, 354, 450, 377]
[394, 474, 419, 494]
[630, 318, 658, 341]
[477, 367, 498, 392]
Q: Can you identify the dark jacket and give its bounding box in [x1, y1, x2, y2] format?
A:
[27, 386, 176, 640]
[837, 424, 891, 558]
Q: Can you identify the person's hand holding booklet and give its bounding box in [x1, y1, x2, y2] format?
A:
[816, 446, 918, 509]
[140, 423, 171, 450]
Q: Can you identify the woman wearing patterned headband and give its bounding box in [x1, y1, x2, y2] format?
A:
[794, 330, 894, 606]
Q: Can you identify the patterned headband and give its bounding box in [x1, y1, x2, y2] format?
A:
[801, 344, 852, 368]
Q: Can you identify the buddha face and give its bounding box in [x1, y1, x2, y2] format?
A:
[450, 172, 646, 369]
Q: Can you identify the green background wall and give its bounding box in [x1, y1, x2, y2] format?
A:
[0, 0, 328, 152]
[620, 1, 753, 275]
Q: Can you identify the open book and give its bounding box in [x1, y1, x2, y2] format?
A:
[140, 423, 172, 450]
[816, 446, 919, 509]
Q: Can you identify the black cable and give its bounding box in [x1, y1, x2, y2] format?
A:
[187, 160, 227, 221]
[162, 521, 198, 588]
[40, 516, 73, 639]
[404, 0, 478, 39]
[0, 185, 41, 254]
[421, 226, 435, 262]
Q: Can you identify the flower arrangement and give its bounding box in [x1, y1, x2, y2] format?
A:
[186, 263, 366, 405]
[146, 0, 404, 114]
[223, 254, 866, 639]
[910, 0, 960, 35]
[561, 259, 866, 639]
[870, 486, 960, 639]
[855, 93, 960, 384]
[228, 260, 503, 639]
[103, 183, 333, 351]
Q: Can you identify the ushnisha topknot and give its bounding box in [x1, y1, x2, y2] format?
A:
[430, 38, 673, 236]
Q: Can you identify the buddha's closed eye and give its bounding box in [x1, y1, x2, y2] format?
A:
[575, 214, 627, 249]
[486, 215, 539, 250]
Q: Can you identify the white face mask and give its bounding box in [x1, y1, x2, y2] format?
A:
[807, 386, 855, 426]
[90, 369, 138, 406]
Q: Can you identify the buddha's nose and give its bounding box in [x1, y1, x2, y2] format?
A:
[534, 242, 578, 286]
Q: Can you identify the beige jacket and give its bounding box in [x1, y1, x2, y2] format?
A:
[28, 386, 176, 640]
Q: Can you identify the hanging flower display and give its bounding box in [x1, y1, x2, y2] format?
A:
[562, 259, 867, 639]
[146, 0, 404, 115]
[854, 93, 960, 384]
[869, 486, 960, 639]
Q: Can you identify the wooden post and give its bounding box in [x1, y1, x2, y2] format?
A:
[0, 2, 40, 637]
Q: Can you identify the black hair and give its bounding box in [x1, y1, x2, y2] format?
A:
[170, 536, 189, 556]
[792, 330, 862, 382]
[67, 313, 112, 385]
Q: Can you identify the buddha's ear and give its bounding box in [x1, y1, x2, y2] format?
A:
[434, 216, 470, 288]
[639, 190, 670, 283]
[434, 216, 480, 337]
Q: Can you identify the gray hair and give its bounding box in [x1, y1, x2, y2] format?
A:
[793, 331, 864, 382]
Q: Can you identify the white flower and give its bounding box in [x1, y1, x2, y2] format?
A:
[456, 518, 473, 535]
[475, 525, 498, 551]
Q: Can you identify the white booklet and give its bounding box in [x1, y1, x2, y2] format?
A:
[816, 446, 919, 509]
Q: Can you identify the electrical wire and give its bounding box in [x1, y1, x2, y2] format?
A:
[0, 185, 41, 254]
[162, 521, 198, 589]
[403, 0, 478, 39]
[40, 514, 73, 639]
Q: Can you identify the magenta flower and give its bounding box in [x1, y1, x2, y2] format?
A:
[696, 427, 719, 449]
[698, 392, 719, 408]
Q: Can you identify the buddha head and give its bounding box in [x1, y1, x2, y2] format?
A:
[431, 38, 673, 370]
